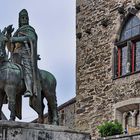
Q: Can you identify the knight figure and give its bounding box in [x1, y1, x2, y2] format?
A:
[7, 9, 40, 97]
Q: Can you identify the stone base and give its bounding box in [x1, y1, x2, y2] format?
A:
[0, 120, 90, 140]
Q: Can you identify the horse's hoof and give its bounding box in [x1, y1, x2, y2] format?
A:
[9, 117, 15, 121]
[37, 118, 44, 124]
[9, 119, 15, 121]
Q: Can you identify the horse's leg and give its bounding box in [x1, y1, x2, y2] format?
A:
[5, 86, 16, 121]
[37, 92, 45, 124]
[46, 90, 59, 125]
[0, 90, 5, 120]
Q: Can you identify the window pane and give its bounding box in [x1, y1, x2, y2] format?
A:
[136, 41, 140, 71]
[132, 26, 140, 36]
[132, 16, 140, 26]
[125, 20, 132, 30]
[124, 30, 131, 40]
[122, 46, 128, 75]
[120, 16, 140, 41]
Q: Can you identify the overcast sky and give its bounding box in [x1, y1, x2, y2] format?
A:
[0, 0, 76, 121]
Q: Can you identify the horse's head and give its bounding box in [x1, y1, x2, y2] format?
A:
[0, 29, 7, 60]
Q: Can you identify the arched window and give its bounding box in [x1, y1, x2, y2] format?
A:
[114, 15, 140, 78]
[121, 16, 140, 41]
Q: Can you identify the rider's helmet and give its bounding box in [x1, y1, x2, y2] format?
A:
[18, 9, 29, 27]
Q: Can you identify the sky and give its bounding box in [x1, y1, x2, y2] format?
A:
[0, 0, 76, 121]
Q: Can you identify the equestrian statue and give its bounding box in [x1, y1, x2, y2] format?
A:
[0, 9, 58, 125]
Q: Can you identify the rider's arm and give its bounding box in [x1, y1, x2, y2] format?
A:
[10, 30, 37, 43]
[10, 36, 30, 43]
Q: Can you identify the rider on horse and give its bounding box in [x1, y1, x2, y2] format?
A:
[0, 9, 58, 124]
[7, 9, 40, 97]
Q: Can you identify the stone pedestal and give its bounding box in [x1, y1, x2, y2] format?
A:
[0, 120, 90, 140]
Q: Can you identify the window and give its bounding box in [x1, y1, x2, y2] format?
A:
[114, 15, 140, 78]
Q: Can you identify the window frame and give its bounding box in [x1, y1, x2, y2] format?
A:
[114, 17, 140, 79]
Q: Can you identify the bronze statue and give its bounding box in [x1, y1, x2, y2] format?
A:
[0, 9, 59, 125]
[7, 9, 39, 97]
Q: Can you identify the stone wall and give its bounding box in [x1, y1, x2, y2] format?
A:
[98, 132, 140, 140]
[0, 120, 90, 140]
[32, 98, 76, 129]
[76, 0, 140, 139]
[59, 98, 76, 129]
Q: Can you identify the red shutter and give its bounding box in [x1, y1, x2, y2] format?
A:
[118, 47, 121, 77]
[131, 42, 135, 73]
[113, 47, 118, 78]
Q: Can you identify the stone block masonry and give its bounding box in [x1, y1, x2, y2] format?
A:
[76, 0, 140, 139]
[0, 120, 90, 140]
[97, 132, 140, 140]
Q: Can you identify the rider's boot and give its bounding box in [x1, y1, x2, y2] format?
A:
[24, 74, 33, 97]
[24, 90, 33, 97]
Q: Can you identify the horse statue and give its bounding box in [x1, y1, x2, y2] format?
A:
[0, 29, 58, 125]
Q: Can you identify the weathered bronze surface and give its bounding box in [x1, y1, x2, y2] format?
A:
[0, 9, 58, 125]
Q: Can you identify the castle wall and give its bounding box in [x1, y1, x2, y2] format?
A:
[76, 0, 140, 139]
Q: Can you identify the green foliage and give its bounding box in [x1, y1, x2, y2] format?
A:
[97, 120, 123, 137]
